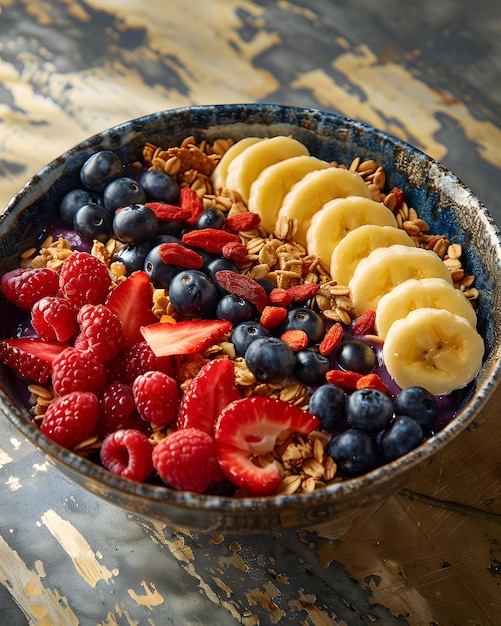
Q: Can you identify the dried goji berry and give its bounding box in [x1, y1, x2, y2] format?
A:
[326, 369, 362, 390]
[319, 323, 343, 356]
[222, 241, 248, 264]
[180, 187, 204, 224]
[158, 243, 204, 269]
[352, 309, 376, 336]
[356, 372, 389, 394]
[215, 270, 268, 312]
[145, 202, 192, 222]
[181, 228, 240, 254]
[260, 306, 288, 329]
[224, 212, 261, 231]
[390, 186, 404, 212]
[287, 283, 320, 302]
[280, 329, 309, 351]
[268, 288, 293, 307]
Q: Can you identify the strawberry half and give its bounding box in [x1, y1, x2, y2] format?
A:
[105, 271, 155, 346]
[214, 397, 320, 496]
[176, 358, 241, 434]
[0, 337, 69, 384]
[140, 319, 232, 357]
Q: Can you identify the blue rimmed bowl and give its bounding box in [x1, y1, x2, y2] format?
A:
[1, 104, 500, 532]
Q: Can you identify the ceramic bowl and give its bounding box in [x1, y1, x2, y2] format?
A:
[1, 104, 500, 532]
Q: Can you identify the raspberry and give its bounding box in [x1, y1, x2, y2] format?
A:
[96, 381, 146, 439]
[100, 429, 153, 482]
[40, 391, 99, 448]
[51, 346, 107, 396]
[59, 251, 111, 307]
[105, 341, 176, 384]
[152, 428, 222, 493]
[0, 267, 59, 311]
[132, 370, 179, 426]
[31, 296, 78, 342]
[74, 304, 126, 362]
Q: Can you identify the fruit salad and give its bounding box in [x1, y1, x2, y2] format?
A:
[0, 133, 484, 497]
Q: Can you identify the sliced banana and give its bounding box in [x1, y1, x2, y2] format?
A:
[225, 136, 310, 203]
[330, 224, 415, 285]
[277, 167, 371, 247]
[248, 156, 330, 234]
[211, 137, 264, 191]
[349, 244, 453, 315]
[382, 308, 484, 395]
[376, 277, 478, 339]
[306, 197, 398, 271]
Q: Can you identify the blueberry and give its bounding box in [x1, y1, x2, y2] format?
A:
[255, 278, 276, 295]
[337, 340, 376, 374]
[60, 189, 102, 227]
[244, 336, 295, 384]
[140, 169, 179, 204]
[156, 219, 184, 238]
[144, 244, 183, 288]
[195, 207, 226, 230]
[327, 429, 381, 478]
[73, 203, 113, 242]
[104, 177, 147, 212]
[231, 321, 271, 356]
[308, 384, 347, 431]
[393, 386, 438, 434]
[216, 295, 255, 325]
[113, 203, 158, 244]
[380, 416, 424, 462]
[280, 308, 325, 344]
[346, 388, 394, 432]
[80, 150, 123, 192]
[116, 242, 152, 274]
[168, 270, 218, 318]
[293, 348, 331, 386]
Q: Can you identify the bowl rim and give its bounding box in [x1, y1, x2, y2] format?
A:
[1, 103, 501, 523]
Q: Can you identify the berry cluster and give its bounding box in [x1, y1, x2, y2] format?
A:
[0, 148, 442, 496]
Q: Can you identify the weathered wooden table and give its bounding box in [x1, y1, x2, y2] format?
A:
[1, 1, 500, 624]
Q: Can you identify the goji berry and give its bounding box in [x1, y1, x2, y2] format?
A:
[356, 372, 389, 394]
[215, 270, 268, 312]
[326, 369, 362, 390]
[180, 187, 204, 224]
[287, 283, 320, 302]
[222, 241, 248, 264]
[352, 309, 376, 336]
[145, 202, 192, 222]
[181, 228, 240, 254]
[260, 306, 288, 329]
[224, 212, 261, 231]
[268, 288, 293, 307]
[280, 329, 309, 351]
[158, 243, 204, 269]
[319, 323, 343, 356]
[390, 186, 404, 212]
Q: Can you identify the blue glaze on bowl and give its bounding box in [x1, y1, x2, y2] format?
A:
[1, 104, 500, 532]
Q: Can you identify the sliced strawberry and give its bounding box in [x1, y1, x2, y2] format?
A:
[214, 396, 320, 496]
[105, 271, 155, 346]
[176, 358, 241, 434]
[0, 337, 68, 383]
[140, 319, 232, 357]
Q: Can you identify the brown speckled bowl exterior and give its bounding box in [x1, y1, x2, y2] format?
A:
[1, 104, 500, 532]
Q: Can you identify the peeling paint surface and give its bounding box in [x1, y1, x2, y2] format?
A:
[0, 1, 500, 624]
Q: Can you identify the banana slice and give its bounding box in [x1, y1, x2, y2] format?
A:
[225, 136, 310, 203]
[248, 156, 330, 234]
[306, 197, 399, 270]
[349, 244, 453, 315]
[211, 137, 264, 191]
[376, 277, 478, 339]
[278, 167, 371, 247]
[382, 307, 484, 395]
[330, 224, 415, 285]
